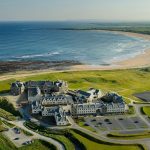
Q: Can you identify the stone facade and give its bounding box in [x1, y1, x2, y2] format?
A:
[71, 102, 105, 116]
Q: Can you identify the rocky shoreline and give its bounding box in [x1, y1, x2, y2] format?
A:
[0, 60, 82, 73]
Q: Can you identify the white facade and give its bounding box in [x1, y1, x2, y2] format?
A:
[71, 103, 104, 115]
[42, 106, 57, 116]
[40, 106, 68, 126]
[28, 87, 42, 103]
[54, 107, 68, 126]
[105, 103, 126, 113]
[31, 101, 41, 114]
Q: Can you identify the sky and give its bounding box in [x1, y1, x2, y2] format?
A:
[0, 0, 150, 22]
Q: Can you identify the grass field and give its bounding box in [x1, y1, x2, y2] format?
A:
[0, 119, 7, 132]
[2, 120, 15, 128]
[19, 140, 56, 150]
[0, 68, 150, 104]
[142, 106, 150, 117]
[107, 131, 150, 139]
[0, 133, 16, 150]
[71, 130, 143, 150]
[0, 108, 16, 121]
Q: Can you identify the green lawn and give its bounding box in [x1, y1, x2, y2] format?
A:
[107, 131, 150, 139]
[0, 133, 16, 150]
[19, 140, 56, 150]
[2, 120, 15, 128]
[71, 131, 143, 150]
[47, 134, 75, 150]
[142, 106, 150, 117]
[0, 119, 7, 132]
[0, 68, 150, 104]
[0, 108, 16, 121]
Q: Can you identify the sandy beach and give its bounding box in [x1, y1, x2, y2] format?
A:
[72, 31, 150, 70]
[0, 31, 150, 81]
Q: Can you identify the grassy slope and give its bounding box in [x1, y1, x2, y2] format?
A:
[71, 131, 141, 150]
[0, 133, 17, 150]
[0, 108, 16, 121]
[142, 106, 150, 117]
[19, 140, 56, 150]
[47, 134, 75, 150]
[0, 68, 150, 103]
[107, 131, 150, 139]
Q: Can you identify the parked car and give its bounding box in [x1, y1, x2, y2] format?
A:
[104, 119, 110, 122]
[134, 121, 139, 123]
[13, 127, 20, 134]
[98, 122, 102, 125]
[14, 137, 19, 140]
[84, 123, 89, 126]
[91, 119, 96, 122]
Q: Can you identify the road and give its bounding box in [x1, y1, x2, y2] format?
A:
[67, 103, 150, 149]
[0, 118, 65, 150]
[1, 103, 150, 150]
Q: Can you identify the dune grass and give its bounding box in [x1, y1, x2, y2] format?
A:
[0, 68, 150, 104]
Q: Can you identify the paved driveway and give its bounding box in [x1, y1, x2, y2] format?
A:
[3, 128, 33, 147]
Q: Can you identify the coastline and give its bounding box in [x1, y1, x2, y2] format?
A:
[72, 31, 150, 70]
[112, 31, 150, 68]
[0, 31, 150, 80]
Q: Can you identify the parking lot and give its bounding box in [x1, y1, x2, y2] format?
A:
[3, 127, 33, 147]
[84, 115, 148, 131]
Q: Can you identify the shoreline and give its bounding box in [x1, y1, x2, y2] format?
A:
[0, 31, 150, 80]
[72, 31, 150, 70]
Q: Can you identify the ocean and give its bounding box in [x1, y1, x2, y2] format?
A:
[0, 22, 150, 65]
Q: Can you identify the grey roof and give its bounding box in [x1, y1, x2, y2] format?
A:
[77, 90, 91, 97]
[102, 92, 123, 103]
[28, 88, 38, 97]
